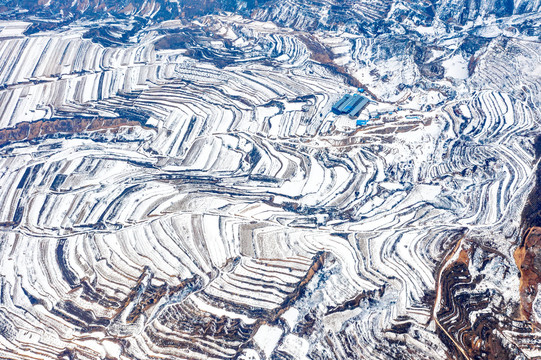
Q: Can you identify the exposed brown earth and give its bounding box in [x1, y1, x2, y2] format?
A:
[297, 34, 382, 101]
[515, 227, 541, 321]
[516, 136, 541, 321]
[430, 137, 541, 359]
[435, 240, 518, 360]
[0, 117, 144, 147]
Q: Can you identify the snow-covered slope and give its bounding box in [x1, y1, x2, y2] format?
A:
[0, 3, 540, 360]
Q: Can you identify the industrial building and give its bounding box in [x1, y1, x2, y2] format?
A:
[332, 94, 369, 118]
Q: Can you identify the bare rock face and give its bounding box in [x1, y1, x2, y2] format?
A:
[0, 1, 540, 359]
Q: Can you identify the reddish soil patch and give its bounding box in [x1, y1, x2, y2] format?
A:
[514, 227, 541, 320]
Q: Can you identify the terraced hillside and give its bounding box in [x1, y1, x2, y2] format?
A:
[0, 1, 540, 360]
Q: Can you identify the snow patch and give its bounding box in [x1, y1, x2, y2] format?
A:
[253, 325, 283, 358]
[442, 54, 469, 80]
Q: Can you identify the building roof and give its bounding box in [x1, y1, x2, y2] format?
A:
[349, 97, 369, 117]
[332, 93, 369, 118]
[332, 94, 350, 112]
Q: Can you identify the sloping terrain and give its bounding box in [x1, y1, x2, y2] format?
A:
[0, 2, 540, 360]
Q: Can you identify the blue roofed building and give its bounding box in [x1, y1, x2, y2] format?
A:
[332, 94, 350, 113]
[349, 96, 369, 118]
[332, 93, 370, 118]
[356, 119, 369, 126]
